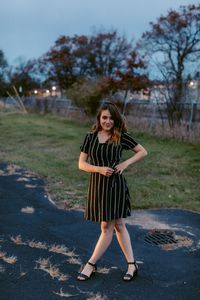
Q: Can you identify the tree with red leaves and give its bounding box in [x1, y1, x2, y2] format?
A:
[114, 50, 149, 114]
[43, 35, 84, 90]
[43, 30, 148, 115]
[43, 31, 133, 89]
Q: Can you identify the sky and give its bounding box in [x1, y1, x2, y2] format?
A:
[0, 0, 199, 65]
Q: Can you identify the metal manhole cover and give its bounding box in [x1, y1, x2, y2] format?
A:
[144, 229, 177, 246]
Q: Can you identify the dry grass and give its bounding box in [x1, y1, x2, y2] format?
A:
[10, 235, 80, 261]
[49, 244, 68, 254]
[25, 184, 37, 188]
[58, 273, 69, 281]
[35, 257, 69, 281]
[161, 235, 193, 251]
[10, 235, 26, 245]
[19, 271, 27, 278]
[28, 240, 48, 249]
[64, 249, 79, 257]
[97, 267, 110, 274]
[1, 164, 21, 176]
[17, 177, 30, 182]
[45, 266, 61, 279]
[53, 288, 74, 298]
[0, 251, 6, 258]
[35, 257, 51, 268]
[127, 115, 200, 142]
[87, 292, 108, 300]
[48, 244, 76, 257]
[2, 255, 17, 264]
[67, 257, 82, 265]
[11, 236, 48, 250]
[21, 206, 35, 214]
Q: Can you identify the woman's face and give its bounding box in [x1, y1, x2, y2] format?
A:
[99, 109, 114, 132]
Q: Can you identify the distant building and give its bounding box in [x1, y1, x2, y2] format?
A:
[185, 79, 200, 104]
[148, 79, 200, 104]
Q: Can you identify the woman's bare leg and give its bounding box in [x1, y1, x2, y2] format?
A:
[77, 220, 115, 279]
[114, 219, 136, 274]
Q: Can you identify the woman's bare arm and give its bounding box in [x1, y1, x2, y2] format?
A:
[79, 152, 114, 176]
[115, 144, 147, 174]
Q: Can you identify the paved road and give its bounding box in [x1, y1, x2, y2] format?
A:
[0, 162, 200, 300]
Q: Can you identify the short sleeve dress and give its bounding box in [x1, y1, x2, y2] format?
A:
[80, 131, 138, 222]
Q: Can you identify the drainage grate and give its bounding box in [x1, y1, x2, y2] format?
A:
[144, 229, 177, 246]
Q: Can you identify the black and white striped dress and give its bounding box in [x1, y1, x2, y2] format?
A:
[80, 132, 138, 222]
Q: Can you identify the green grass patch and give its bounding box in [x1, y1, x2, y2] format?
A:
[0, 111, 199, 211]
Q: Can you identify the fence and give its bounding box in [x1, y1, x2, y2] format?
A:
[0, 96, 83, 118]
[126, 101, 200, 123]
[1, 96, 200, 123]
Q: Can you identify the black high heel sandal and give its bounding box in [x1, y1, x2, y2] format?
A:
[77, 261, 97, 281]
[123, 261, 138, 281]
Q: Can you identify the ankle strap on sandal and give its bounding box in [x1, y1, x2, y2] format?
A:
[88, 261, 96, 267]
[127, 261, 136, 265]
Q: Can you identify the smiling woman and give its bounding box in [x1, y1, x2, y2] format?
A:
[77, 101, 147, 282]
[93, 101, 127, 144]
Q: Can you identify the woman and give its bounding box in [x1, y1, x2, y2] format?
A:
[77, 102, 147, 281]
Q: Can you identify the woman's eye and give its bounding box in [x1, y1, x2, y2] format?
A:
[101, 116, 113, 121]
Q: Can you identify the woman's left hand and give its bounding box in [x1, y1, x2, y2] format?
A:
[114, 162, 129, 174]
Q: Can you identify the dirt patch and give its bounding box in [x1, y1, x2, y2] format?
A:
[144, 229, 194, 251]
[161, 235, 193, 251]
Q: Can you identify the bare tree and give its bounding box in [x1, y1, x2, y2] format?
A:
[138, 4, 200, 126]
[9, 57, 40, 96]
[88, 31, 131, 77]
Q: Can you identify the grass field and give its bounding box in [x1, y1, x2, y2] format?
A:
[0, 110, 199, 211]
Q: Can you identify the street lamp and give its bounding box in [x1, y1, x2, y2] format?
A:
[188, 80, 197, 130]
[189, 81, 194, 87]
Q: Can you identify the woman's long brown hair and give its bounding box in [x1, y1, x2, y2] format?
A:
[92, 102, 127, 144]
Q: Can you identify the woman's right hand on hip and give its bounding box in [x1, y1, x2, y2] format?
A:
[98, 167, 114, 177]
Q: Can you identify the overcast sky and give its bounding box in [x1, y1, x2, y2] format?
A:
[0, 0, 199, 65]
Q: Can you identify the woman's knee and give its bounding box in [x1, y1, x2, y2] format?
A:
[101, 221, 114, 234]
[115, 220, 126, 233]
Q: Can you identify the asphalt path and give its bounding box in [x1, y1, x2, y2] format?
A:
[0, 162, 200, 300]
